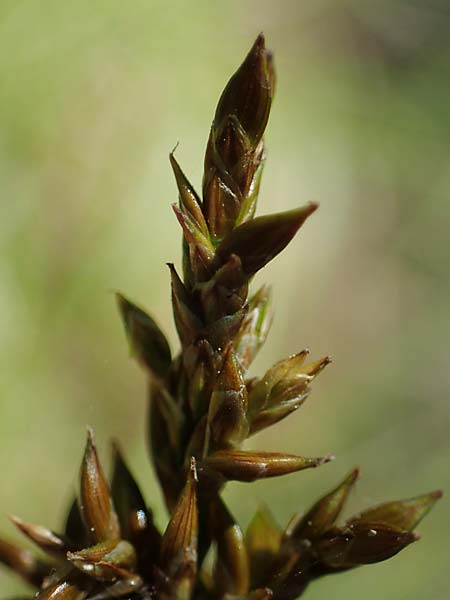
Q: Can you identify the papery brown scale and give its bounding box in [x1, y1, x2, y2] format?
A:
[79, 428, 120, 543]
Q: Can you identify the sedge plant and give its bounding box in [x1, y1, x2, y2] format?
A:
[0, 34, 442, 600]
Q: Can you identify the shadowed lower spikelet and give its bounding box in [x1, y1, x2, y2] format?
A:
[1, 33, 441, 600]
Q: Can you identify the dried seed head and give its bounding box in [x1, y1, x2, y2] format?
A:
[0, 33, 441, 600]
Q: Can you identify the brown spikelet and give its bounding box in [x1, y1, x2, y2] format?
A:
[9, 515, 67, 558]
[203, 450, 333, 482]
[288, 468, 360, 541]
[160, 458, 199, 597]
[347, 490, 443, 531]
[80, 428, 120, 543]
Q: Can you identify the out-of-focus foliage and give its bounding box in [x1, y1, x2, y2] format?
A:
[0, 1, 448, 598]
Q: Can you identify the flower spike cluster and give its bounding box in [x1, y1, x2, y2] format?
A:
[0, 34, 441, 600]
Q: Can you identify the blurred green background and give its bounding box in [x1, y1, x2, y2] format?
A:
[0, 0, 449, 597]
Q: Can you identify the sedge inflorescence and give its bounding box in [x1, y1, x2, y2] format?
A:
[0, 34, 441, 600]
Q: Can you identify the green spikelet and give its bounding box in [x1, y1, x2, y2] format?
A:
[0, 34, 441, 600]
